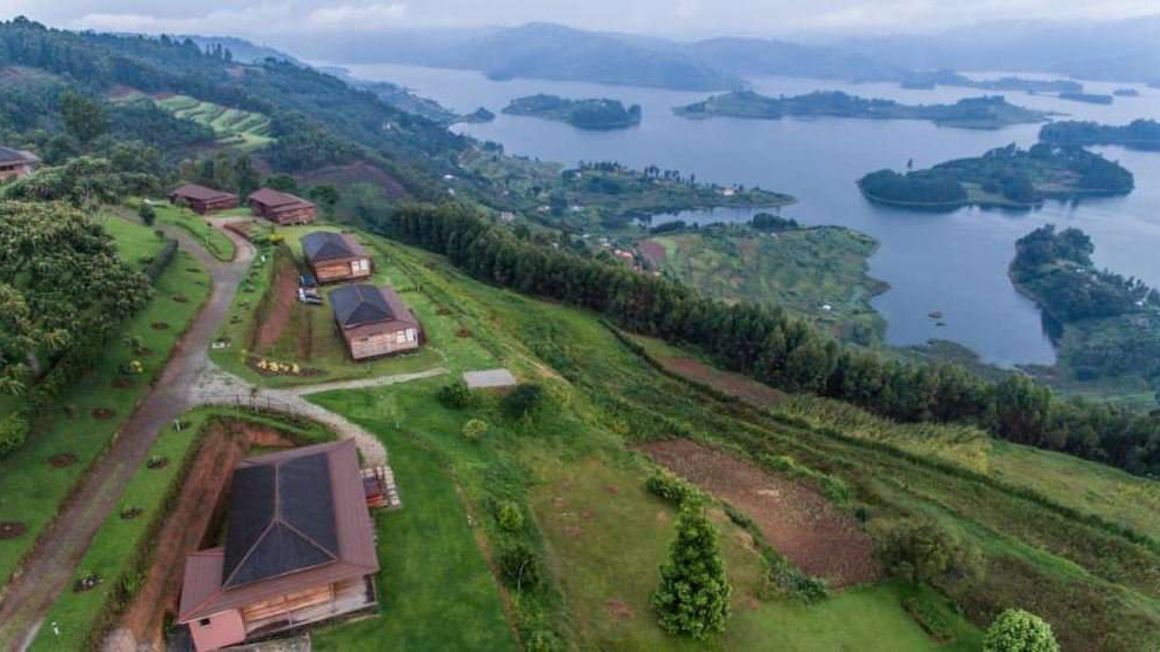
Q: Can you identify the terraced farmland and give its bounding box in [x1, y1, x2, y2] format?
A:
[154, 94, 273, 149]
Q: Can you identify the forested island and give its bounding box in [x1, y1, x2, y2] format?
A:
[1011, 225, 1160, 395]
[1039, 119, 1160, 150]
[857, 144, 1134, 209]
[899, 70, 1083, 95]
[1059, 92, 1114, 105]
[673, 90, 1048, 129]
[502, 94, 642, 130]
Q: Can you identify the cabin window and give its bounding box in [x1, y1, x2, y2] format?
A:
[198, 618, 212, 627]
[395, 331, 407, 344]
[351, 259, 369, 273]
[406, 328, 416, 342]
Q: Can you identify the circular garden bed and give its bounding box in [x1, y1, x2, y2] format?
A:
[0, 521, 26, 540]
[48, 453, 78, 468]
[92, 407, 116, 420]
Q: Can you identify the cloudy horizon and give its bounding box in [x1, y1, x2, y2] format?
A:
[2, 0, 1159, 42]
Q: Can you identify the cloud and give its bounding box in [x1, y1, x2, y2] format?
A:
[71, 2, 408, 36]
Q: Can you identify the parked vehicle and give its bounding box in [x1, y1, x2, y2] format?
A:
[297, 287, 323, 305]
[299, 272, 318, 288]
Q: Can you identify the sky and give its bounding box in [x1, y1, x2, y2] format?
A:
[3, 0, 1159, 40]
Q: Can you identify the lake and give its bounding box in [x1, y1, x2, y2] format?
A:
[340, 62, 1160, 368]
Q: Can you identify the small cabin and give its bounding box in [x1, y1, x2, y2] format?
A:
[248, 188, 316, 225]
[330, 284, 421, 360]
[301, 232, 372, 284]
[0, 146, 40, 181]
[177, 440, 379, 652]
[169, 184, 239, 215]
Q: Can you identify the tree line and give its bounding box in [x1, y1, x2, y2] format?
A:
[368, 203, 1160, 477]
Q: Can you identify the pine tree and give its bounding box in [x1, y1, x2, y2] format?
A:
[652, 504, 731, 639]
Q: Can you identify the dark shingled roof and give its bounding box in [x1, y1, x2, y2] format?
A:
[0, 147, 38, 165]
[301, 231, 361, 263]
[331, 284, 392, 328]
[221, 452, 339, 588]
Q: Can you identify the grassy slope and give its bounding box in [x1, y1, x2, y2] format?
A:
[154, 94, 273, 150]
[303, 238, 979, 650]
[645, 226, 887, 343]
[0, 219, 211, 590]
[355, 237, 1160, 649]
[147, 200, 239, 262]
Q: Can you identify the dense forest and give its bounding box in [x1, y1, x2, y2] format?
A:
[859, 143, 1134, 208]
[350, 202, 1160, 477]
[1040, 119, 1160, 150]
[502, 94, 642, 130]
[1012, 225, 1160, 387]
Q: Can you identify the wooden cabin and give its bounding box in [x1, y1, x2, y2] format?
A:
[248, 188, 316, 225]
[330, 284, 421, 360]
[0, 146, 39, 181]
[169, 184, 239, 215]
[301, 232, 372, 284]
[178, 440, 379, 652]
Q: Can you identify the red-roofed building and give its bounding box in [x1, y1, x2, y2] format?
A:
[248, 188, 316, 225]
[177, 440, 379, 651]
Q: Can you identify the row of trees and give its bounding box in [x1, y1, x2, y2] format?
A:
[371, 203, 1160, 477]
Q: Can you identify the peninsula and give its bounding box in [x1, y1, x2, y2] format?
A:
[857, 143, 1134, 210]
[673, 90, 1049, 129]
[1039, 119, 1160, 151]
[502, 94, 642, 130]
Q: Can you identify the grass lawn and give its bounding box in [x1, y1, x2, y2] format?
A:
[210, 224, 497, 388]
[150, 201, 238, 261]
[309, 389, 516, 651]
[0, 223, 211, 591]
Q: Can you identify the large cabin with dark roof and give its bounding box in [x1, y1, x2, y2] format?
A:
[0, 146, 39, 181]
[177, 440, 379, 651]
[331, 284, 421, 360]
[248, 188, 316, 225]
[301, 231, 372, 283]
[169, 184, 239, 215]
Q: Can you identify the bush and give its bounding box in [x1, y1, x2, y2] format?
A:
[461, 418, 489, 441]
[495, 501, 524, 532]
[645, 469, 699, 506]
[871, 517, 983, 589]
[437, 380, 473, 409]
[984, 608, 1059, 652]
[138, 202, 156, 226]
[902, 595, 956, 645]
[497, 542, 541, 591]
[652, 505, 732, 639]
[502, 383, 545, 420]
[0, 410, 30, 457]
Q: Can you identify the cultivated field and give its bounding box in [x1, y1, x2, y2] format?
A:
[154, 94, 274, 149]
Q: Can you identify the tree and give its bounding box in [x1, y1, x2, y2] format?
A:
[983, 609, 1060, 652]
[436, 380, 473, 408]
[138, 202, 156, 226]
[502, 383, 544, 420]
[264, 173, 299, 194]
[233, 155, 261, 197]
[308, 184, 340, 217]
[652, 504, 731, 639]
[59, 90, 108, 145]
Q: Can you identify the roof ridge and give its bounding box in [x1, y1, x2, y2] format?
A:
[222, 518, 276, 587]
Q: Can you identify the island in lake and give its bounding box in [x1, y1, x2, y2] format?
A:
[900, 70, 1084, 95]
[1011, 225, 1160, 395]
[1113, 88, 1140, 97]
[857, 143, 1134, 210]
[673, 90, 1049, 129]
[1039, 119, 1160, 151]
[1059, 92, 1114, 105]
[502, 94, 642, 130]
[457, 107, 496, 124]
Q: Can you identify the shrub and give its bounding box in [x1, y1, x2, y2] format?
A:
[902, 595, 956, 644]
[646, 469, 699, 506]
[495, 501, 524, 532]
[983, 608, 1060, 652]
[138, 202, 156, 226]
[437, 380, 473, 409]
[502, 383, 545, 420]
[497, 542, 541, 591]
[462, 418, 489, 441]
[0, 410, 30, 457]
[871, 517, 983, 589]
[652, 505, 731, 639]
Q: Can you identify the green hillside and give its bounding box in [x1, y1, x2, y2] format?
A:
[154, 94, 273, 149]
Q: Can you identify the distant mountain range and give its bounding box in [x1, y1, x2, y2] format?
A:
[268, 22, 901, 91]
